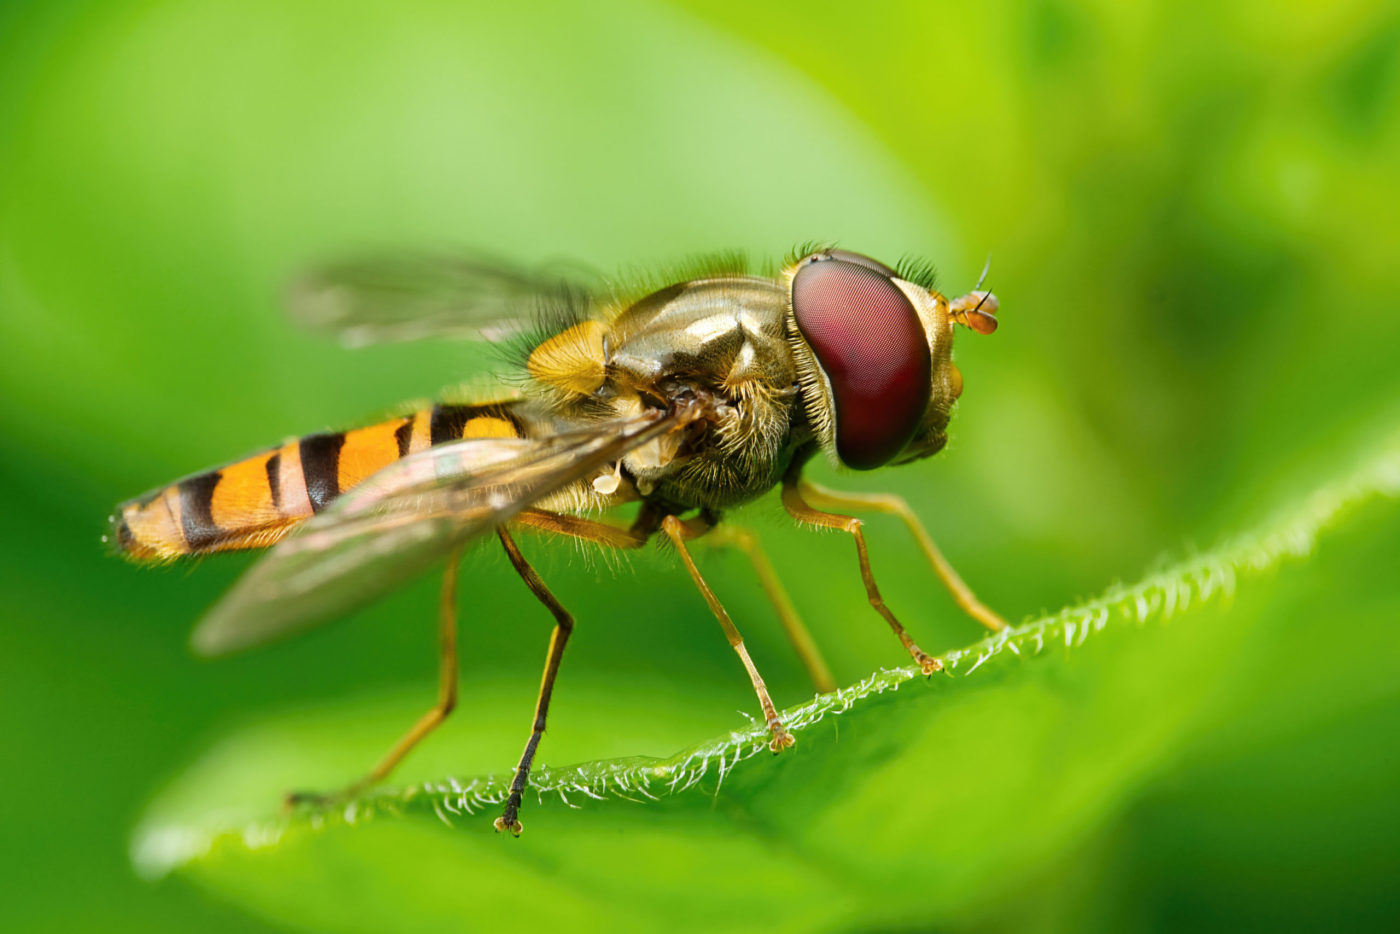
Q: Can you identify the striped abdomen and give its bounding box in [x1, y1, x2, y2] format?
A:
[112, 402, 524, 562]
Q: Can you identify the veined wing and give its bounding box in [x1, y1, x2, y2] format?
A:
[192, 403, 699, 655]
[288, 252, 597, 347]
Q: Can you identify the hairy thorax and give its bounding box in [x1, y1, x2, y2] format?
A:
[525, 276, 808, 514]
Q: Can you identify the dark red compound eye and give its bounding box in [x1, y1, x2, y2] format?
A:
[792, 257, 932, 469]
[823, 249, 898, 277]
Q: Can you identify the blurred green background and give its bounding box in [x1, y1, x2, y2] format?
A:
[2, 0, 1398, 931]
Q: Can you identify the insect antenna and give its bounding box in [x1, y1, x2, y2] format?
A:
[970, 255, 994, 316]
[948, 254, 1000, 335]
[974, 253, 992, 291]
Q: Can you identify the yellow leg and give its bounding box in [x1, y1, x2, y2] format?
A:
[706, 526, 837, 694]
[781, 474, 943, 675]
[662, 515, 795, 752]
[797, 480, 1008, 633]
[514, 508, 649, 549]
[286, 545, 463, 808]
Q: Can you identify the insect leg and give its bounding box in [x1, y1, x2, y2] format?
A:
[781, 470, 943, 675]
[705, 526, 837, 694]
[513, 508, 650, 548]
[285, 545, 463, 808]
[493, 527, 575, 837]
[797, 481, 1008, 633]
[661, 515, 795, 752]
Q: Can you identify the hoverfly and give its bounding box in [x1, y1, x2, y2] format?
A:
[110, 245, 1006, 834]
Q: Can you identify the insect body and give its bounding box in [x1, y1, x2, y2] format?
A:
[111, 246, 1005, 833]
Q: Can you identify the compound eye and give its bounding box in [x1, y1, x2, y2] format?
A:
[823, 249, 898, 277]
[792, 258, 932, 469]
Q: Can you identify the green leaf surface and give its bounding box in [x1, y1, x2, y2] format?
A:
[6, 2, 1399, 931]
[131, 435, 1400, 933]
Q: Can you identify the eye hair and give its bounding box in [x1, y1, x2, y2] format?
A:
[784, 241, 836, 268]
[894, 255, 939, 291]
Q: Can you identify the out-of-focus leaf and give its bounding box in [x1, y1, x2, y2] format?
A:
[129, 435, 1400, 933]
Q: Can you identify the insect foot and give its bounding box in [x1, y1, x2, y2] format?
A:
[768, 721, 796, 753]
[494, 815, 524, 836]
[916, 652, 944, 676]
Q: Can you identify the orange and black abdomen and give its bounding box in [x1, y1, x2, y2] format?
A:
[111, 402, 523, 562]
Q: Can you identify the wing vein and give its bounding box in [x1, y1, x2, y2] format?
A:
[192, 403, 698, 655]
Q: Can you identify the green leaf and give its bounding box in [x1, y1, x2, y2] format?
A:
[130, 434, 1400, 933]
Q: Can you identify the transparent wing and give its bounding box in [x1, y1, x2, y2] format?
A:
[287, 252, 599, 347]
[192, 405, 695, 655]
